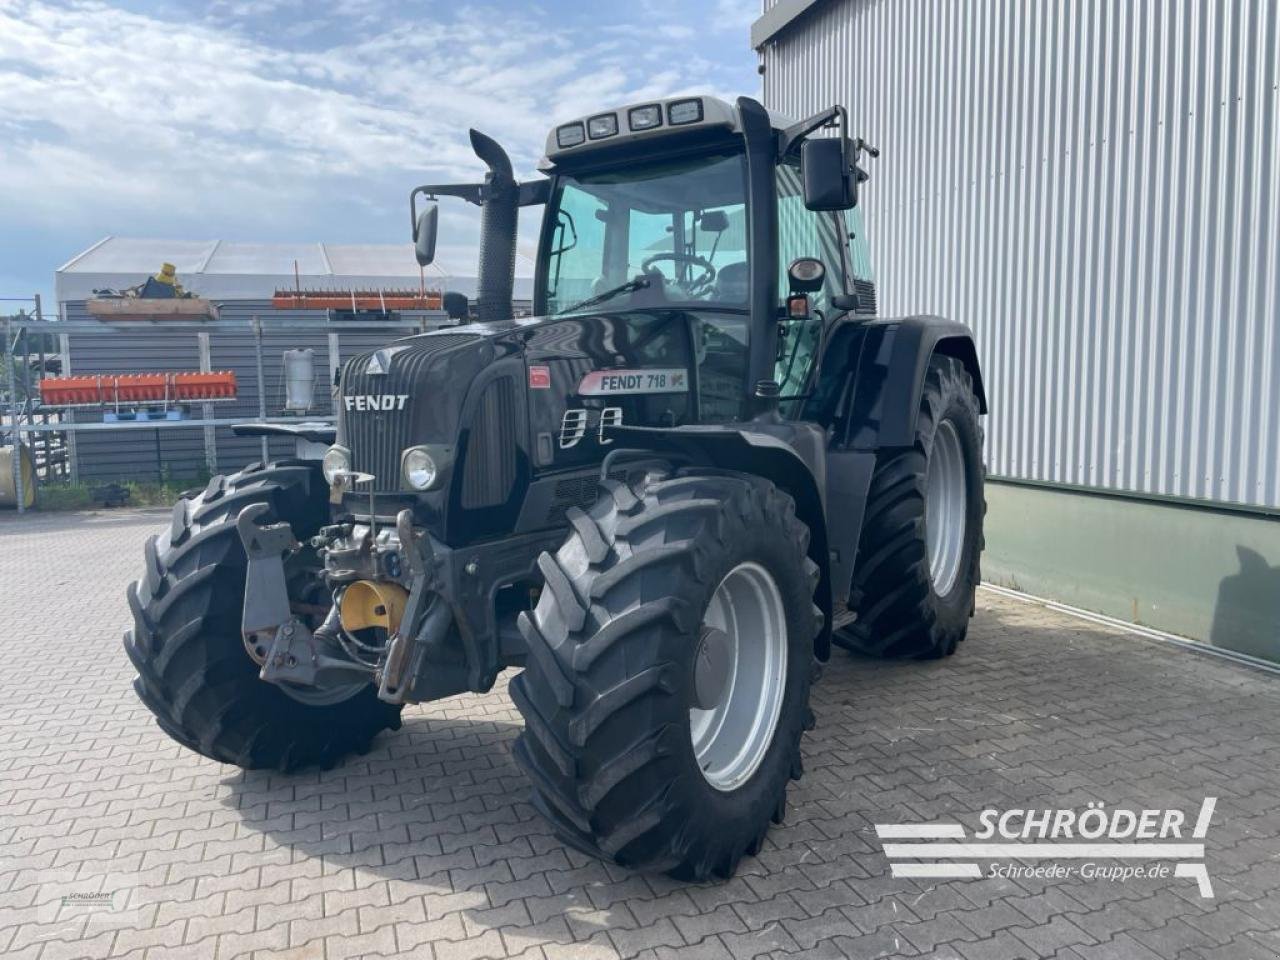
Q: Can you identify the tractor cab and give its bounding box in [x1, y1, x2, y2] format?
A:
[411, 95, 879, 424]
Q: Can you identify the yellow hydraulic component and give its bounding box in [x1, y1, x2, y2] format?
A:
[0, 445, 36, 508]
[339, 580, 409, 634]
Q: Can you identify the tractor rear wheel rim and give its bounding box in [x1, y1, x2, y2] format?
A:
[689, 561, 788, 792]
[926, 418, 968, 596]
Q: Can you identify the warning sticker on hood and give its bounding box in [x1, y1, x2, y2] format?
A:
[578, 368, 689, 396]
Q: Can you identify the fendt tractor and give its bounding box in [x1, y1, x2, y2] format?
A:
[125, 95, 987, 879]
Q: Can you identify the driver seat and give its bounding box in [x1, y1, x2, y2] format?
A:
[714, 261, 749, 303]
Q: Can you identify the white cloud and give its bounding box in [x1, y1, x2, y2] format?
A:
[0, 0, 758, 294]
[713, 0, 759, 33]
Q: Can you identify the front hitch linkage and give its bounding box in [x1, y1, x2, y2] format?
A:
[236, 503, 373, 690]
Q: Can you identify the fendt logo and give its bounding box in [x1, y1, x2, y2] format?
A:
[344, 394, 409, 412]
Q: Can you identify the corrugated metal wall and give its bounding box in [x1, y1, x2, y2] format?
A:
[761, 0, 1280, 510]
[62, 303, 434, 482]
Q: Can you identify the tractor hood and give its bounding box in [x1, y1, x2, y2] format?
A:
[337, 307, 745, 536]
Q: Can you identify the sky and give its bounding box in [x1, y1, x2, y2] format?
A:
[0, 0, 761, 307]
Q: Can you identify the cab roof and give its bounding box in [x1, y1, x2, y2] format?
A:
[540, 95, 796, 169]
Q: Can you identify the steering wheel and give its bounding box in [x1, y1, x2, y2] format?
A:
[640, 252, 716, 295]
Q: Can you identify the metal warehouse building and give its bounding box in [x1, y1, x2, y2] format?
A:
[753, 0, 1279, 661]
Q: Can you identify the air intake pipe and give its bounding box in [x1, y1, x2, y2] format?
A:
[470, 129, 518, 323]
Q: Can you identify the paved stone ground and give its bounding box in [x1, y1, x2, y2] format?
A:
[2, 508, 1279, 960]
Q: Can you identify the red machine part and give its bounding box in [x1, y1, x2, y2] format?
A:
[272, 288, 442, 310]
[39, 371, 237, 406]
[172, 372, 237, 399]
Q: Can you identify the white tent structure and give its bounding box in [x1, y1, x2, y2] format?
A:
[55, 237, 534, 308]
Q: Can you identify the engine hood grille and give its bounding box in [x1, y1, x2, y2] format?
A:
[340, 332, 483, 491]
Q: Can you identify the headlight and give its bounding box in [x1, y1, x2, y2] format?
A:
[667, 98, 703, 125]
[322, 445, 350, 485]
[628, 104, 662, 131]
[587, 113, 618, 139]
[402, 447, 439, 491]
[556, 122, 585, 148]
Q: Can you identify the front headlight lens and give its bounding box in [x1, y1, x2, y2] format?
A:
[403, 447, 439, 490]
[321, 445, 350, 484]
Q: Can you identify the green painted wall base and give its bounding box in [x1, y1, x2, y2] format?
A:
[983, 481, 1280, 664]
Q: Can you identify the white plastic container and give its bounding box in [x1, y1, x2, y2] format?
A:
[282, 348, 315, 413]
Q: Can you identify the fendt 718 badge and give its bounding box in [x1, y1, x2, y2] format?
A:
[125, 94, 987, 881]
[579, 368, 688, 395]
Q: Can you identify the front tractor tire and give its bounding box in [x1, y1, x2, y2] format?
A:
[124, 462, 401, 770]
[839, 354, 986, 659]
[510, 469, 821, 880]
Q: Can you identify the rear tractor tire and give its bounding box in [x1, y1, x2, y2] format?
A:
[510, 468, 821, 880]
[124, 461, 401, 770]
[838, 354, 985, 659]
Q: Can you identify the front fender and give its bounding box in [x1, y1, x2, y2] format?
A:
[606, 423, 835, 660]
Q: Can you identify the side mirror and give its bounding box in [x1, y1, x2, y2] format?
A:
[442, 291, 469, 321]
[413, 203, 438, 266]
[801, 138, 855, 211]
[699, 209, 730, 233]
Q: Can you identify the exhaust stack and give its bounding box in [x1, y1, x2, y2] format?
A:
[469, 129, 518, 323]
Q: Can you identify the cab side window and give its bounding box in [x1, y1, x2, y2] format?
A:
[775, 162, 844, 396]
[545, 187, 606, 314]
[842, 207, 877, 313]
[775, 163, 843, 312]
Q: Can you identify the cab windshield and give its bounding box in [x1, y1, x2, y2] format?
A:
[541, 152, 749, 316]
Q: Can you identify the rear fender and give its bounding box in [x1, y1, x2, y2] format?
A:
[606, 423, 835, 660]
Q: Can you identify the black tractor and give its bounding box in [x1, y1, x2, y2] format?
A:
[126, 95, 986, 880]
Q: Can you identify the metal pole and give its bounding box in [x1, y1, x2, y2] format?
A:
[17, 320, 35, 506]
[32, 293, 48, 483]
[197, 331, 218, 476]
[5, 315, 25, 513]
[253, 316, 268, 463]
[59, 331, 77, 484]
[327, 331, 341, 409]
[34, 295, 50, 483]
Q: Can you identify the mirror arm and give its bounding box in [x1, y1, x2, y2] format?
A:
[409, 179, 548, 237]
[518, 179, 550, 207]
[411, 183, 484, 206]
[779, 105, 847, 158]
[409, 183, 484, 238]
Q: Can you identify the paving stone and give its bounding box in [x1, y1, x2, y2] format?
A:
[957, 928, 1040, 960]
[958, 901, 1033, 939]
[898, 913, 981, 953]
[608, 918, 686, 958]
[829, 930, 922, 959]
[780, 906, 859, 949]
[1010, 915, 1095, 956]
[671, 903, 749, 943]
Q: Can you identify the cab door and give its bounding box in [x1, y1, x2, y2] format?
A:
[774, 161, 849, 407]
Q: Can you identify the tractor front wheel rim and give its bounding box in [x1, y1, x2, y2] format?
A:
[689, 561, 788, 792]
